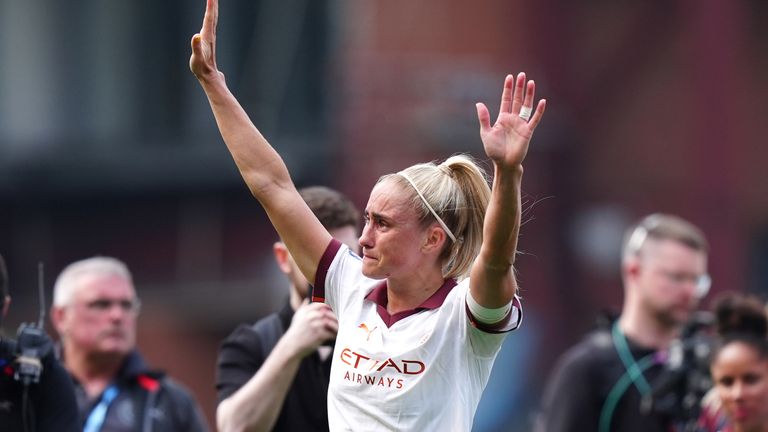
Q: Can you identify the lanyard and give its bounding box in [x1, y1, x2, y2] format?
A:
[611, 322, 652, 395]
[84, 384, 120, 432]
[599, 323, 660, 432]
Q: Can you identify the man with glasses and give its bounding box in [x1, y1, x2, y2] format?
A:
[536, 214, 710, 432]
[51, 257, 209, 431]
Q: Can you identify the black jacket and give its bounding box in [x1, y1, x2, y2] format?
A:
[216, 300, 332, 432]
[0, 337, 80, 432]
[536, 323, 670, 432]
[72, 350, 209, 432]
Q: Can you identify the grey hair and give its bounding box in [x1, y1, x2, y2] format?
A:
[53, 257, 133, 307]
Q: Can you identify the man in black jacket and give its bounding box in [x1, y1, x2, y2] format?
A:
[50, 256, 209, 432]
[536, 214, 710, 432]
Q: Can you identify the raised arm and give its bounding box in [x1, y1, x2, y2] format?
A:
[470, 73, 546, 308]
[190, 0, 331, 280]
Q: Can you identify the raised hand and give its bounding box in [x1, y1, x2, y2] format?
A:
[189, 0, 220, 81]
[475, 73, 546, 169]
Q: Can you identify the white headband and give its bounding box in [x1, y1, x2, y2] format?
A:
[398, 171, 457, 243]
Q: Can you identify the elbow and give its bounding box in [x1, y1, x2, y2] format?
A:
[216, 400, 243, 432]
[217, 399, 268, 432]
[241, 158, 292, 200]
[216, 400, 235, 432]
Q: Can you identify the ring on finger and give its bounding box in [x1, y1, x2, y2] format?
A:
[519, 106, 532, 121]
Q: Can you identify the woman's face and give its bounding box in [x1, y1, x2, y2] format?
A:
[358, 180, 431, 280]
[711, 341, 768, 430]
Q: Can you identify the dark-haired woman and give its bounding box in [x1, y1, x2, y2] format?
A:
[700, 293, 768, 432]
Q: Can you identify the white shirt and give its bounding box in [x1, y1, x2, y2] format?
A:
[313, 240, 522, 431]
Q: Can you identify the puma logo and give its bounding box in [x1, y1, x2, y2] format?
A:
[358, 323, 378, 341]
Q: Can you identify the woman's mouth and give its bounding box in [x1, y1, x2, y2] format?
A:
[733, 406, 751, 421]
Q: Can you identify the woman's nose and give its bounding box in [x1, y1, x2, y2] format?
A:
[359, 222, 373, 248]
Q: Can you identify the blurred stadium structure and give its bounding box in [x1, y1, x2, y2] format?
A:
[1, 1, 767, 429]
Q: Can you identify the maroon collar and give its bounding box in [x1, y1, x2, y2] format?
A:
[364, 278, 458, 327]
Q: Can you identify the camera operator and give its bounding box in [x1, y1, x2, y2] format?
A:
[0, 254, 79, 432]
[535, 214, 711, 432]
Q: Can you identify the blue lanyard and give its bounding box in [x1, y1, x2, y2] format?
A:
[84, 384, 120, 432]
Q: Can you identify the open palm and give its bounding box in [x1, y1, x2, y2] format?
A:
[476, 73, 546, 168]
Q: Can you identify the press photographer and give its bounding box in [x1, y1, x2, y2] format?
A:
[536, 214, 711, 432]
[0, 254, 79, 432]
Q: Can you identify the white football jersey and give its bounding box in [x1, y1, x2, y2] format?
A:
[313, 240, 522, 431]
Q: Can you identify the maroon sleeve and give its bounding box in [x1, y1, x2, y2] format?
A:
[311, 238, 342, 303]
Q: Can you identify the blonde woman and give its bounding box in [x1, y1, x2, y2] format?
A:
[190, 0, 546, 429]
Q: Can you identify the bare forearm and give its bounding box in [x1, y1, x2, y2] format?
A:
[199, 75, 292, 199]
[197, 74, 330, 281]
[190, 1, 332, 283]
[471, 164, 522, 306]
[216, 337, 304, 432]
[482, 164, 523, 266]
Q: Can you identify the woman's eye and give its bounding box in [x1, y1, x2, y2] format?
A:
[718, 377, 734, 387]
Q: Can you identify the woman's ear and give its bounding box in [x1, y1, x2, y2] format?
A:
[422, 224, 447, 254]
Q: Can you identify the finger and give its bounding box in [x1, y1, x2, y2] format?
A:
[522, 80, 535, 113]
[202, 0, 218, 37]
[212, 0, 219, 37]
[510, 72, 526, 115]
[527, 99, 547, 131]
[190, 34, 200, 52]
[320, 306, 337, 320]
[324, 310, 338, 324]
[497, 74, 514, 118]
[189, 35, 200, 74]
[325, 318, 339, 334]
[517, 80, 536, 122]
[476, 103, 491, 132]
[307, 301, 329, 312]
[311, 316, 336, 333]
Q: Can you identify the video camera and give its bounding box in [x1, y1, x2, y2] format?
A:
[0, 259, 52, 386]
[641, 311, 715, 431]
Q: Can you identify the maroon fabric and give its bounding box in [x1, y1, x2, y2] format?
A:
[312, 238, 342, 302]
[364, 279, 458, 327]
